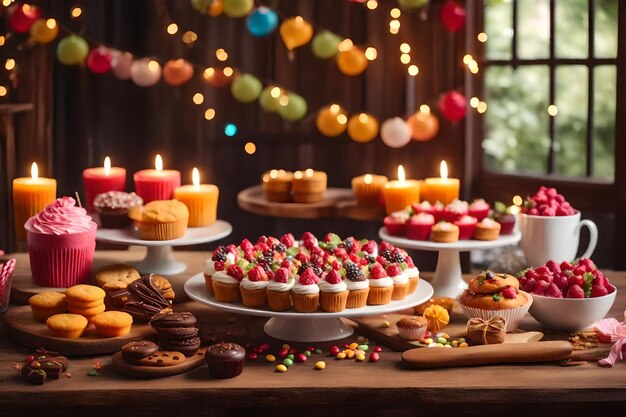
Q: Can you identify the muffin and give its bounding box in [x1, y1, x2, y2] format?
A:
[266, 267, 295, 312]
[458, 271, 532, 331]
[25, 197, 97, 287]
[406, 212, 434, 240]
[468, 199, 490, 221]
[46, 313, 88, 338]
[240, 266, 268, 307]
[386, 263, 409, 301]
[130, 199, 189, 240]
[396, 316, 428, 341]
[367, 264, 394, 305]
[318, 270, 348, 312]
[475, 218, 501, 241]
[343, 261, 369, 308]
[91, 311, 133, 337]
[454, 215, 477, 240]
[292, 169, 327, 203]
[28, 292, 67, 322]
[431, 221, 460, 243]
[94, 191, 143, 229]
[261, 169, 294, 203]
[292, 268, 320, 313]
[212, 264, 244, 302]
[205, 342, 245, 379]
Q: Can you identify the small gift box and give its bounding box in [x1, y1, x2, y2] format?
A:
[466, 316, 506, 345]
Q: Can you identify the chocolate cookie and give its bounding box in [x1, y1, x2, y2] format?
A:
[156, 326, 199, 340]
[161, 336, 201, 356]
[121, 340, 159, 361]
[150, 312, 197, 329]
[205, 342, 245, 379]
[134, 350, 186, 367]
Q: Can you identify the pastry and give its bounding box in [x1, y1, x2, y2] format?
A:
[25, 196, 97, 287]
[454, 215, 477, 240]
[212, 264, 244, 303]
[367, 263, 394, 305]
[292, 169, 327, 203]
[292, 268, 320, 313]
[134, 350, 187, 367]
[468, 199, 490, 221]
[130, 199, 189, 240]
[431, 221, 459, 243]
[261, 169, 294, 202]
[344, 260, 369, 308]
[475, 218, 501, 241]
[28, 292, 67, 322]
[121, 340, 159, 361]
[404, 256, 420, 294]
[91, 311, 133, 337]
[423, 304, 450, 332]
[205, 342, 245, 379]
[21, 349, 69, 385]
[46, 313, 88, 338]
[318, 270, 348, 312]
[406, 212, 434, 240]
[352, 174, 388, 206]
[386, 263, 409, 300]
[95, 264, 141, 291]
[383, 210, 409, 236]
[266, 266, 295, 312]
[466, 316, 506, 345]
[106, 274, 172, 322]
[94, 191, 143, 229]
[240, 265, 268, 307]
[396, 316, 428, 341]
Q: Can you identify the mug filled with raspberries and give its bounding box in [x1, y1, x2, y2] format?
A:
[519, 258, 616, 331]
[519, 186, 597, 267]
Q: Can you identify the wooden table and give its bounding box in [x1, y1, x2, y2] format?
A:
[1, 252, 625, 417]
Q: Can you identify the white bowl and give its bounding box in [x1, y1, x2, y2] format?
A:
[528, 286, 617, 331]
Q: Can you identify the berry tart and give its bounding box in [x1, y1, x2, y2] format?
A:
[367, 263, 394, 305]
[343, 260, 370, 308]
[319, 269, 349, 312]
[240, 265, 269, 307]
[292, 268, 320, 313]
[468, 199, 490, 221]
[404, 255, 420, 294]
[406, 213, 435, 240]
[212, 264, 244, 303]
[204, 245, 237, 295]
[453, 215, 477, 240]
[266, 266, 295, 311]
[431, 221, 460, 243]
[475, 217, 501, 241]
[94, 191, 143, 229]
[386, 263, 409, 301]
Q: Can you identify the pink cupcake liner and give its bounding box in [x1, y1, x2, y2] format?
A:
[469, 208, 489, 222]
[0, 258, 16, 313]
[458, 294, 533, 332]
[406, 223, 432, 240]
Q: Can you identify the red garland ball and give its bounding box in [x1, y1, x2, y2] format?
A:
[87, 47, 113, 74]
[440, 1, 466, 33]
[439, 91, 467, 122]
[8, 3, 41, 33]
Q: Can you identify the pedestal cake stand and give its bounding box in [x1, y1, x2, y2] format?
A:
[185, 273, 434, 342]
[96, 221, 232, 275]
[379, 228, 521, 298]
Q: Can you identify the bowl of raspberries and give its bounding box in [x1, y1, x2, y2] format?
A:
[518, 258, 616, 330]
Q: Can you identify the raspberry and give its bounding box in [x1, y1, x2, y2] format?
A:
[578, 258, 596, 270]
[517, 276, 527, 288]
[592, 273, 608, 288]
[544, 283, 563, 298]
[566, 284, 585, 298]
[349, 253, 360, 264]
[255, 242, 270, 253]
[534, 280, 550, 295]
[214, 261, 225, 271]
[273, 267, 289, 283]
[501, 286, 517, 299]
[281, 259, 291, 269]
[556, 206, 571, 216]
[273, 243, 287, 253]
[227, 265, 244, 281]
[590, 284, 608, 298]
[405, 256, 415, 268]
[523, 277, 536, 292]
[248, 266, 268, 282]
[345, 261, 365, 281]
[376, 256, 388, 267]
[331, 260, 341, 270]
[361, 240, 377, 254]
[226, 244, 238, 255]
[310, 254, 324, 266]
[257, 235, 268, 244]
[359, 258, 368, 266]
[301, 232, 316, 242]
[535, 266, 550, 275]
[525, 269, 539, 279]
[280, 233, 296, 248]
[386, 263, 402, 277]
[239, 239, 254, 252]
[545, 260, 561, 274]
[295, 252, 310, 263]
[528, 208, 539, 215]
[333, 247, 348, 260]
[324, 270, 342, 284]
[299, 268, 319, 284]
[370, 264, 387, 279]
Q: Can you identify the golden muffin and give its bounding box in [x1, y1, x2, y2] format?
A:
[131, 200, 189, 240]
[468, 271, 519, 294]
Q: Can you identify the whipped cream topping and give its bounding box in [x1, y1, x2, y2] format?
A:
[479, 218, 499, 227]
[388, 271, 409, 285]
[345, 279, 369, 291]
[368, 276, 394, 287]
[204, 259, 218, 276]
[293, 281, 320, 295]
[28, 197, 97, 235]
[318, 279, 348, 293]
[211, 271, 240, 284]
[446, 199, 469, 213]
[404, 266, 420, 279]
[267, 279, 294, 292]
[391, 210, 410, 222]
[241, 277, 268, 290]
[470, 198, 489, 210]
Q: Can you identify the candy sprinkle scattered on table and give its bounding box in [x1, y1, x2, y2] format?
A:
[276, 364, 287, 373]
[314, 361, 326, 370]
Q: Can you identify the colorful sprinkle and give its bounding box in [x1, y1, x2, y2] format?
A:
[314, 361, 326, 370]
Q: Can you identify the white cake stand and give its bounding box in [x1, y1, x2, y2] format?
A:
[96, 221, 232, 275]
[184, 273, 434, 342]
[379, 228, 521, 298]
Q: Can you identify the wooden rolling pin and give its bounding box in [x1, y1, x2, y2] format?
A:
[402, 341, 574, 369]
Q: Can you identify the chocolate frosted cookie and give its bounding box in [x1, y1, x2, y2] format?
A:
[205, 342, 245, 379]
[150, 312, 201, 356]
[107, 274, 172, 322]
[121, 340, 159, 361]
[161, 336, 201, 356]
[150, 312, 197, 329]
[156, 326, 200, 340]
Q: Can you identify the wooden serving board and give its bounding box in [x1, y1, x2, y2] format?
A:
[2, 305, 156, 356]
[111, 347, 207, 378]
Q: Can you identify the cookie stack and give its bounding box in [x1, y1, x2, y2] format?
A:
[64, 285, 106, 322]
[150, 312, 200, 356]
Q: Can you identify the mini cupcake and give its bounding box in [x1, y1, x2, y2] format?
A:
[412, 200, 435, 216]
[404, 256, 420, 294]
[319, 270, 348, 312]
[46, 313, 88, 339]
[343, 261, 369, 308]
[205, 342, 245, 379]
[454, 215, 478, 240]
[431, 221, 460, 243]
[91, 311, 133, 338]
[240, 266, 268, 307]
[442, 199, 469, 222]
[468, 199, 490, 221]
[204, 246, 238, 295]
[94, 191, 143, 229]
[212, 264, 243, 303]
[475, 218, 501, 241]
[130, 199, 189, 240]
[432, 201, 446, 222]
[367, 264, 394, 305]
[492, 202, 516, 235]
[292, 268, 320, 313]
[386, 263, 409, 300]
[406, 213, 435, 240]
[396, 316, 429, 341]
[383, 210, 409, 236]
[28, 292, 67, 322]
[266, 267, 295, 312]
[26, 197, 97, 288]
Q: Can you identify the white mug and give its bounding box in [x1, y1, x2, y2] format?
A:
[519, 212, 598, 267]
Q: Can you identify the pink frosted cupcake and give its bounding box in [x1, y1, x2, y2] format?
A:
[454, 215, 478, 240]
[432, 202, 446, 222]
[383, 210, 409, 236]
[406, 213, 435, 240]
[468, 199, 490, 221]
[26, 197, 97, 287]
[411, 201, 435, 216]
[442, 199, 469, 222]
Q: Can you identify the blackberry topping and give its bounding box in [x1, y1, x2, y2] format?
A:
[392, 252, 405, 264]
[342, 239, 354, 252]
[345, 262, 365, 282]
[273, 243, 287, 253]
[212, 251, 227, 262]
[261, 256, 274, 265]
[312, 265, 323, 276]
[365, 254, 376, 264]
[380, 249, 393, 261]
[263, 250, 274, 258]
[486, 271, 495, 280]
[298, 262, 313, 275]
[260, 263, 273, 274]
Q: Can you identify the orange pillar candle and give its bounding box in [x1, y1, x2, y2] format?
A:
[133, 154, 181, 204]
[12, 162, 57, 240]
[382, 165, 420, 214]
[174, 167, 219, 227]
[422, 160, 460, 205]
[82, 156, 126, 213]
[352, 174, 388, 206]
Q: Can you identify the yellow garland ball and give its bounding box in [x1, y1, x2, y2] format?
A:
[347, 113, 379, 143]
[223, 0, 253, 18]
[337, 47, 368, 76]
[316, 105, 348, 137]
[279, 17, 313, 51]
[30, 18, 58, 44]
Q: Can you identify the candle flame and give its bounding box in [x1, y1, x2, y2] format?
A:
[364, 174, 373, 184]
[294, 171, 303, 180]
[305, 168, 314, 177]
[269, 169, 278, 179]
[155, 154, 163, 171]
[31, 162, 38, 180]
[440, 160, 448, 180]
[104, 156, 111, 175]
[510, 205, 520, 215]
[397, 165, 405, 182]
[192, 167, 200, 187]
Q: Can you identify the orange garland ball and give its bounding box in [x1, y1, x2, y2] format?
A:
[347, 113, 379, 143]
[208, 0, 224, 16]
[407, 110, 439, 141]
[163, 59, 194, 86]
[337, 46, 368, 76]
[316, 104, 348, 137]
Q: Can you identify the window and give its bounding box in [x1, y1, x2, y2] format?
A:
[479, 0, 618, 180]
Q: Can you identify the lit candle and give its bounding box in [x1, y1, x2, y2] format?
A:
[174, 167, 219, 227]
[133, 154, 181, 203]
[382, 165, 421, 214]
[262, 169, 293, 202]
[82, 156, 127, 213]
[292, 169, 327, 203]
[351, 173, 388, 206]
[12, 162, 57, 240]
[422, 160, 460, 205]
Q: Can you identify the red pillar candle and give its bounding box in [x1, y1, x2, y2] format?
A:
[82, 157, 126, 213]
[133, 154, 181, 203]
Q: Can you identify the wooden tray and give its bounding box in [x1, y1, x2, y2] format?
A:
[111, 347, 207, 378]
[3, 305, 155, 356]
